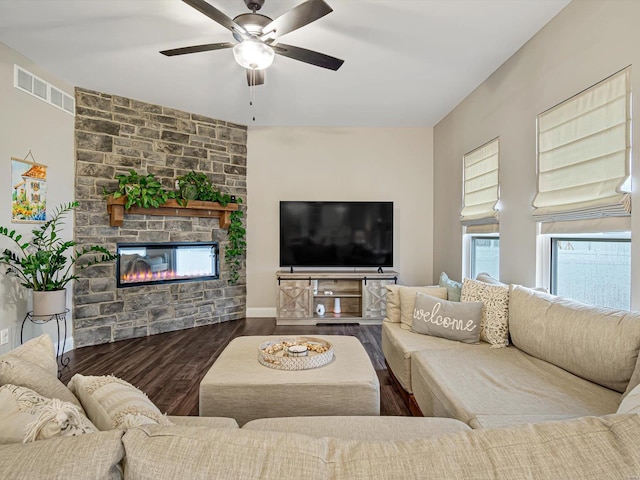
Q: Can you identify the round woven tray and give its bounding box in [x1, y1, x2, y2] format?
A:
[258, 337, 334, 371]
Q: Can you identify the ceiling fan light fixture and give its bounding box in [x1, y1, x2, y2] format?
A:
[233, 38, 275, 70]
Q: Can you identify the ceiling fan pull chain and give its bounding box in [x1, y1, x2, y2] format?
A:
[250, 70, 256, 122]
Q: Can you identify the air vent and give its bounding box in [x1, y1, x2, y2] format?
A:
[14, 65, 75, 116]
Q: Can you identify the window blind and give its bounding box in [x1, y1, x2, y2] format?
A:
[460, 138, 499, 233]
[533, 68, 631, 233]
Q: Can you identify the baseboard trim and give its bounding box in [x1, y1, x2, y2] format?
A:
[246, 307, 276, 318]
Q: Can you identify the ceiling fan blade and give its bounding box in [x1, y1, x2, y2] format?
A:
[182, 0, 247, 35]
[160, 42, 235, 57]
[273, 43, 344, 71]
[262, 0, 332, 38]
[246, 69, 265, 86]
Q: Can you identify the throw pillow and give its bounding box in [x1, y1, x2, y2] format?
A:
[384, 285, 402, 323]
[460, 278, 510, 348]
[0, 384, 97, 444]
[439, 272, 462, 302]
[399, 286, 448, 330]
[0, 334, 58, 377]
[618, 383, 640, 414]
[0, 356, 84, 410]
[412, 293, 482, 344]
[68, 374, 173, 431]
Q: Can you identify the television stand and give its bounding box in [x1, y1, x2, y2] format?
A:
[276, 271, 398, 326]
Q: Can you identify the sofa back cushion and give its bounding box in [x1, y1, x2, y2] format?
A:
[384, 285, 448, 328]
[509, 285, 640, 392]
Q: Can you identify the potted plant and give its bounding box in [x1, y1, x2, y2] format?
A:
[0, 201, 117, 316]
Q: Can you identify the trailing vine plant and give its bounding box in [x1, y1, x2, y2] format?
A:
[225, 199, 246, 285]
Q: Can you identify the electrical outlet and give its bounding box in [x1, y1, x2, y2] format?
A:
[0, 329, 8, 346]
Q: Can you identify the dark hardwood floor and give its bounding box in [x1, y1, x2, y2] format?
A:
[60, 319, 411, 417]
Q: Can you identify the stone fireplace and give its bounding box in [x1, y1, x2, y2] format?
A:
[73, 88, 247, 348]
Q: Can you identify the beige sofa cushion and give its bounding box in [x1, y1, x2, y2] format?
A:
[123, 425, 330, 480]
[68, 374, 173, 431]
[1, 335, 58, 377]
[381, 321, 468, 393]
[121, 416, 640, 480]
[167, 416, 239, 429]
[242, 416, 471, 440]
[509, 285, 640, 393]
[0, 429, 124, 479]
[0, 356, 83, 410]
[411, 343, 620, 427]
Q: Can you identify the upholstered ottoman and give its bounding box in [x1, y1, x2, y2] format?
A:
[199, 335, 380, 425]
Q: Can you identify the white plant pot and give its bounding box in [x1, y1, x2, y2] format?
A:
[33, 289, 67, 317]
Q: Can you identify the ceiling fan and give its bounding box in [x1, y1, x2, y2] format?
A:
[160, 0, 344, 86]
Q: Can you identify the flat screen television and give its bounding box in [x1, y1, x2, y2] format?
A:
[280, 201, 393, 268]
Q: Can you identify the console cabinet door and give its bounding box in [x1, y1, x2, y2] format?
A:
[362, 279, 395, 319]
[277, 280, 312, 318]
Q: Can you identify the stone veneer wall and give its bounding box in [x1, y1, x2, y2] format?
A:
[73, 88, 247, 348]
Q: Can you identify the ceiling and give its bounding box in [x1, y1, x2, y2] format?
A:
[0, 0, 570, 127]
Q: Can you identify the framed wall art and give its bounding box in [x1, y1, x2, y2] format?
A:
[11, 152, 47, 223]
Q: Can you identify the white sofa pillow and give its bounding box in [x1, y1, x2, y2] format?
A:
[460, 278, 510, 348]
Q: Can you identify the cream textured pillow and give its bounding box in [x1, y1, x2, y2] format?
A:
[460, 278, 510, 348]
[0, 384, 97, 444]
[0, 334, 58, 377]
[68, 374, 173, 431]
[399, 286, 448, 330]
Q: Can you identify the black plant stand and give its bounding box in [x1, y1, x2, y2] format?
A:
[21, 309, 70, 379]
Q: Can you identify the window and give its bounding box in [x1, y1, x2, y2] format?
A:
[551, 237, 630, 309]
[470, 236, 499, 280]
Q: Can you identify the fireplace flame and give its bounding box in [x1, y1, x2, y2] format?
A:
[120, 269, 212, 284]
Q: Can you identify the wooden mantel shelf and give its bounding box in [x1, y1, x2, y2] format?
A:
[106, 196, 239, 228]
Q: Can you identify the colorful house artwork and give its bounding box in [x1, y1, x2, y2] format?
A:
[11, 157, 47, 222]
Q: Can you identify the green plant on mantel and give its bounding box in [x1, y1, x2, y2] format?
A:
[108, 169, 173, 209]
[175, 171, 232, 206]
[0, 202, 117, 291]
[225, 200, 246, 285]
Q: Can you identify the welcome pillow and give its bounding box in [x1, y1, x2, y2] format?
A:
[412, 293, 482, 344]
[399, 286, 448, 330]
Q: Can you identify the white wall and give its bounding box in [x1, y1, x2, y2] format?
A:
[433, 0, 640, 308]
[246, 127, 433, 316]
[0, 42, 75, 354]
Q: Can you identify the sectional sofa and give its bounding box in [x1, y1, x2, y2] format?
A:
[1, 306, 640, 478]
[383, 280, 640, 428]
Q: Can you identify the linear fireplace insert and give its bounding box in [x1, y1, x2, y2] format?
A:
[117, 242, 219, 288]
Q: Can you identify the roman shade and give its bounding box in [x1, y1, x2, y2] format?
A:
[460, 138, 499, 234]
[533, 68, 631, 234]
